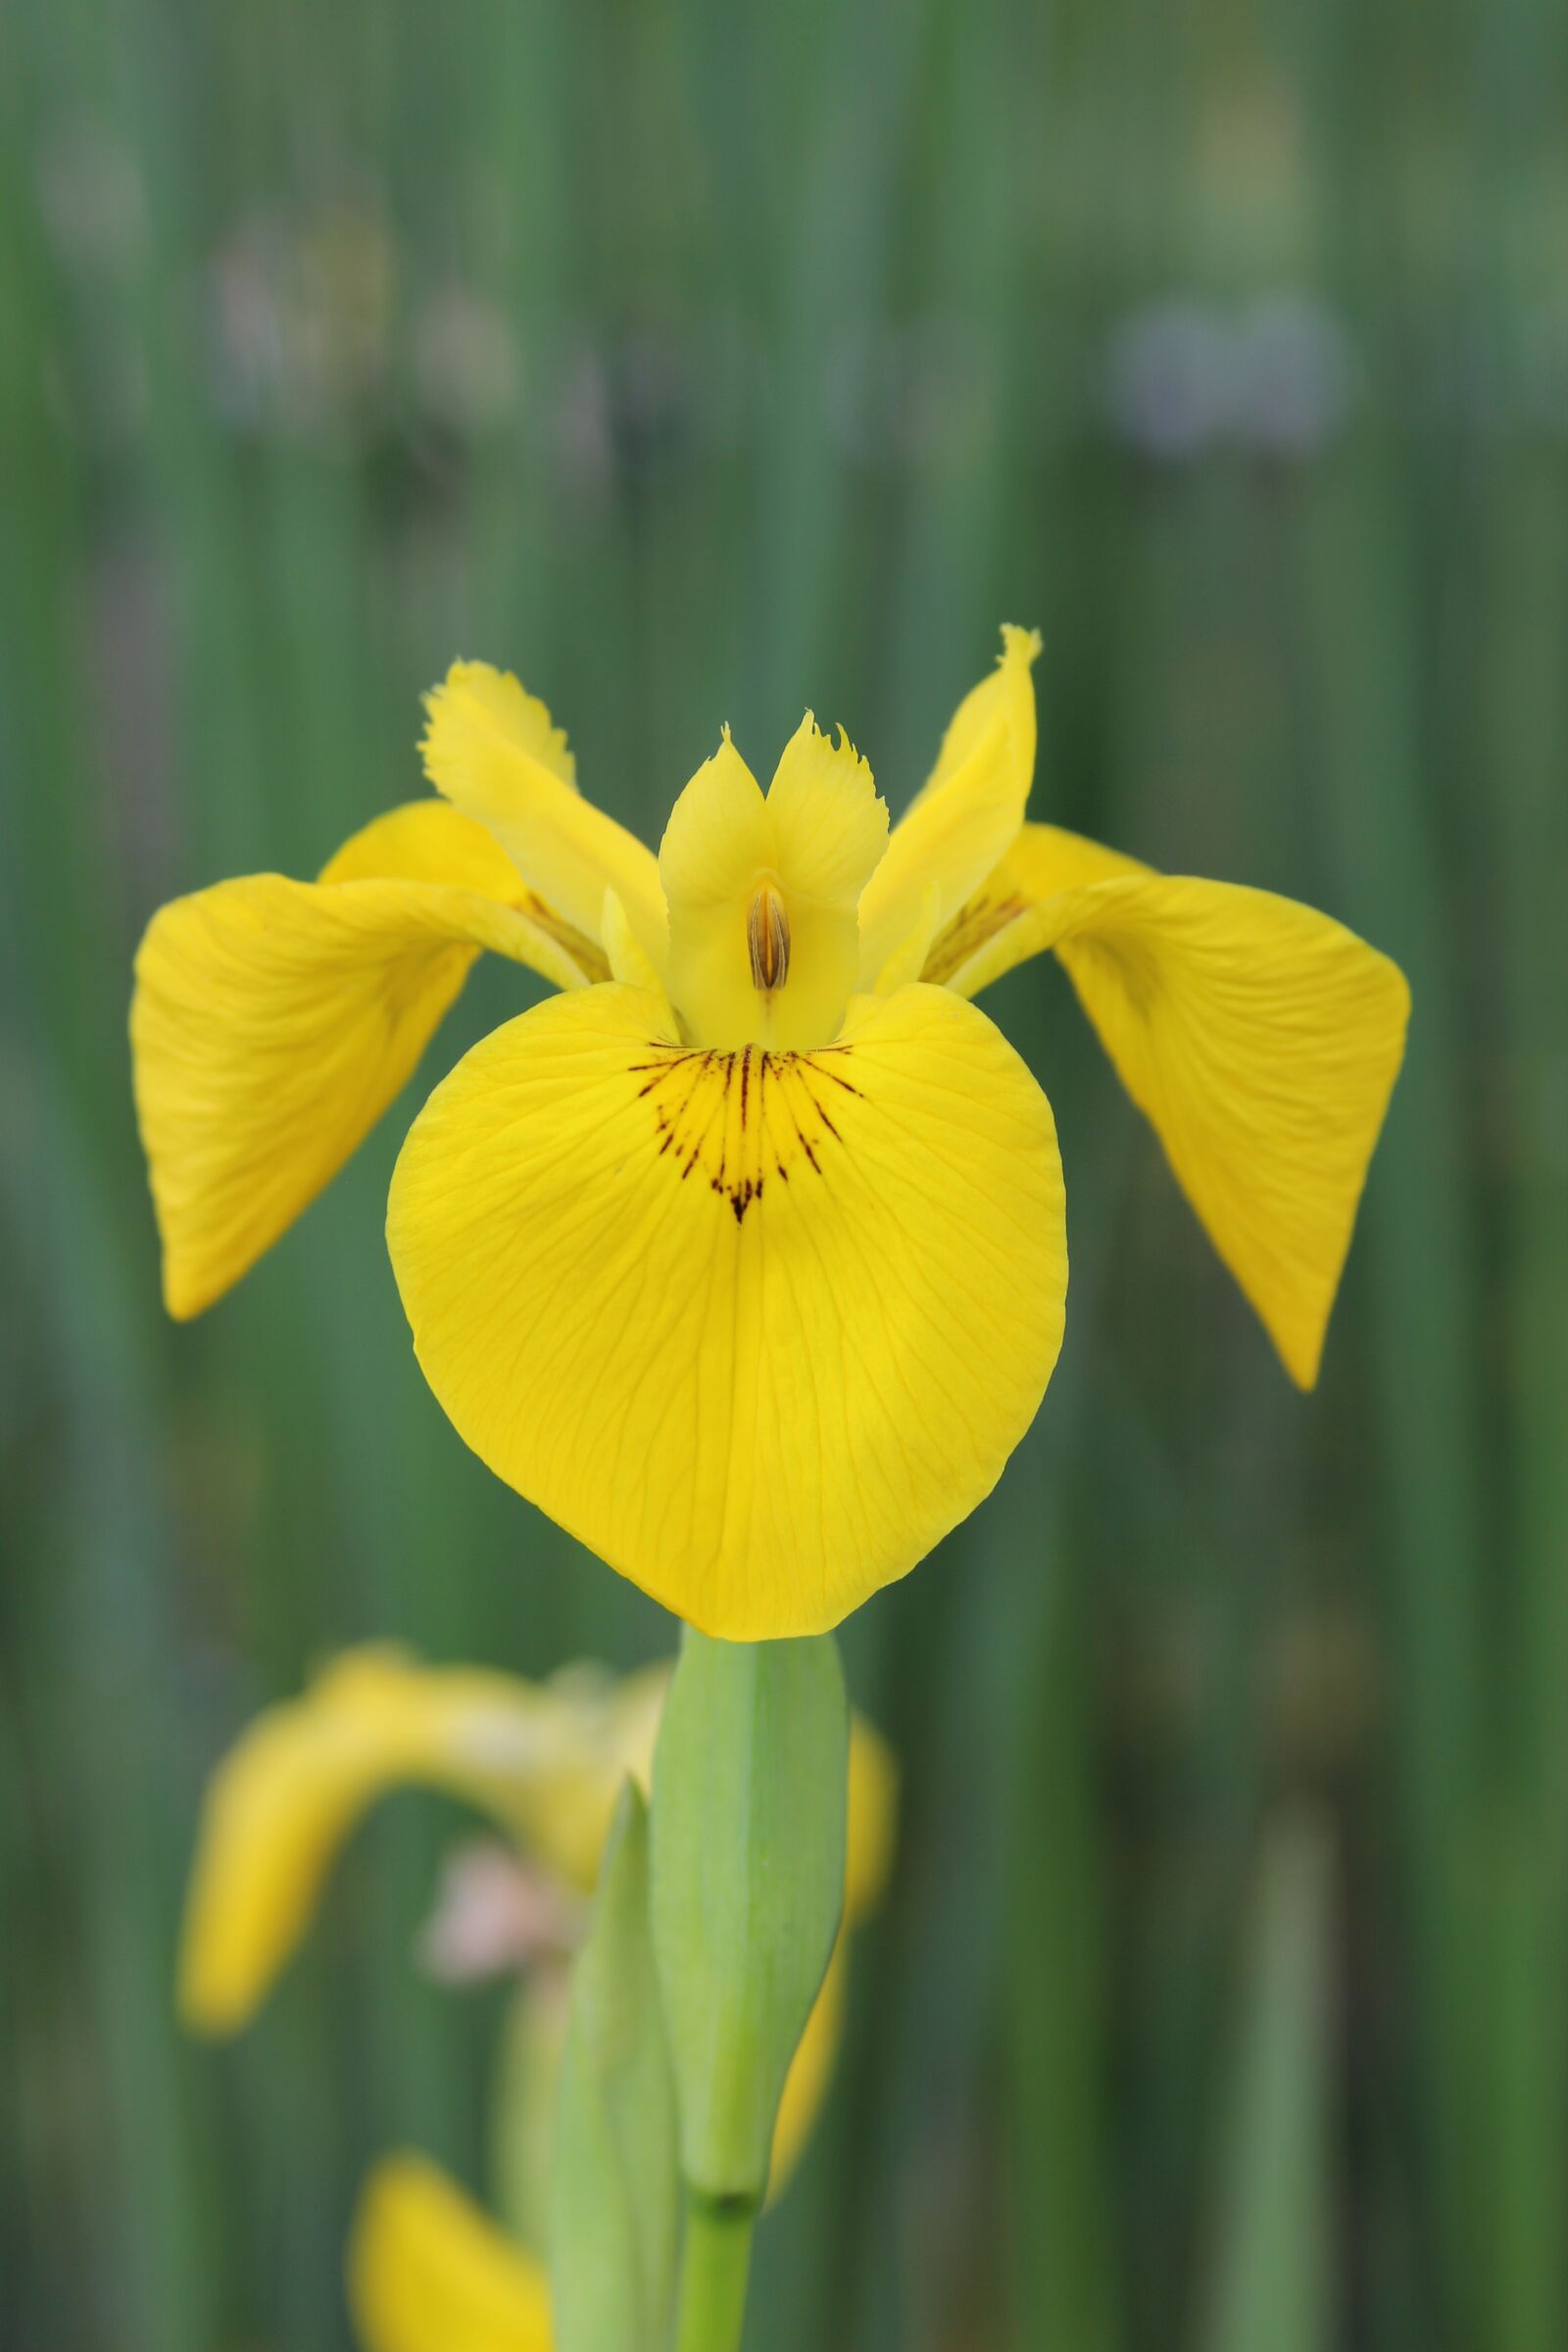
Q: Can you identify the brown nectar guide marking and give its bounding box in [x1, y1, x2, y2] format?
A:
[629, 1044, 860, 1223]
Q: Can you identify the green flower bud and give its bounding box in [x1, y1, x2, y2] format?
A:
[650, 1630, 848, 2200]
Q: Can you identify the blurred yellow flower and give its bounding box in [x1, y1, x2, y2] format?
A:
[343, 2034, 852, 2352]
[348, 2152, 552, 2352]
[133, 629, 1407, 1636]
[178, 1644, 895, 2200]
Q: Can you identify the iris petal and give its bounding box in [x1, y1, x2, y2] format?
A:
[856, 625, 1040, 985]
[131, 801, 601, 1318]
[422, 662, 668, 966]
[387, 981, 1067, 1638]
[348, 2154, 552, 2352]
[930, 824, 1410, 1387]
[176, 1648, 635, 2034]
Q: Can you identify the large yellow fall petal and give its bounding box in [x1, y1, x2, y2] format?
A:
[930, 825, 1410, 1387]
[422, 662, 668, 968]
[132, 803, 605, 1320]
[348, 2153, 551, 2352]
[856, 625, 1040, 985]
[387, 980, 1067, 1638]
[177, 1648, 628, 2034]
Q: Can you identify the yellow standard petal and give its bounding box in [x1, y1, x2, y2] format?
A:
[856, 624, 1041, 986]
[348, 2153, 551, 2352]
[423, 662, 668, 969]
[660, 718, 888, 1050]
[386, 979, 1067, 1639]
[132, 801, 607, 1319]
[177, 1647, 627, 2034]
[927, 824, 1410, 1387]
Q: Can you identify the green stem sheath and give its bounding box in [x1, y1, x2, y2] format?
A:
[673, 2186, 758, 2352]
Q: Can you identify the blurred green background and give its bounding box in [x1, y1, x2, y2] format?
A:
[3, 1, 1567, 2347]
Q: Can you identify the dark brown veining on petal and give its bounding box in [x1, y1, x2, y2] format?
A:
[626, 1040, 859, 1221]
[920, 890, 1029, 986]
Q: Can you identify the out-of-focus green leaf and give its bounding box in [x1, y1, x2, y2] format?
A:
[1200, 1813, 1335, 2352]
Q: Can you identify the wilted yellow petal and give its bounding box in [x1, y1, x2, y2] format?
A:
[178, 1649, 628, 2034]
[768, 1935, 850, 2201]
[422, 662, 668, 968]
[387, 980, 1067, 1638]
[661, 720, 887, 1051]
[132, 804, 605, 1320]
[931, 825, 1410, 1387]
[856, 625, 1040, 985]
[348, 2153, 551, 2352]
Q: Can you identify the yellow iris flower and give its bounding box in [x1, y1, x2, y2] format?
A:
[177, 1642, 894, 2164]
[132, 629, 1408, 1637]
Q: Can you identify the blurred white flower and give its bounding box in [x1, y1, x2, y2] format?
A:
[1106, 290, 1357, 461]
[1105, 300, 1235, 461]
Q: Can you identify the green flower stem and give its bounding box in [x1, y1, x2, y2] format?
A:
[673, 2187, 758, 2352]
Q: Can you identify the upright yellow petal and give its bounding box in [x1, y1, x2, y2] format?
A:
[177, 1648, 626, 2034]
[930, 825, 1410, 1387]
[387, 981, 1067, 1639]
[422, 662, 668, 968]
[856, 625, 1041, 986]
[132, 803, 605, 1319]
[348, 2154, 551, 2352]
